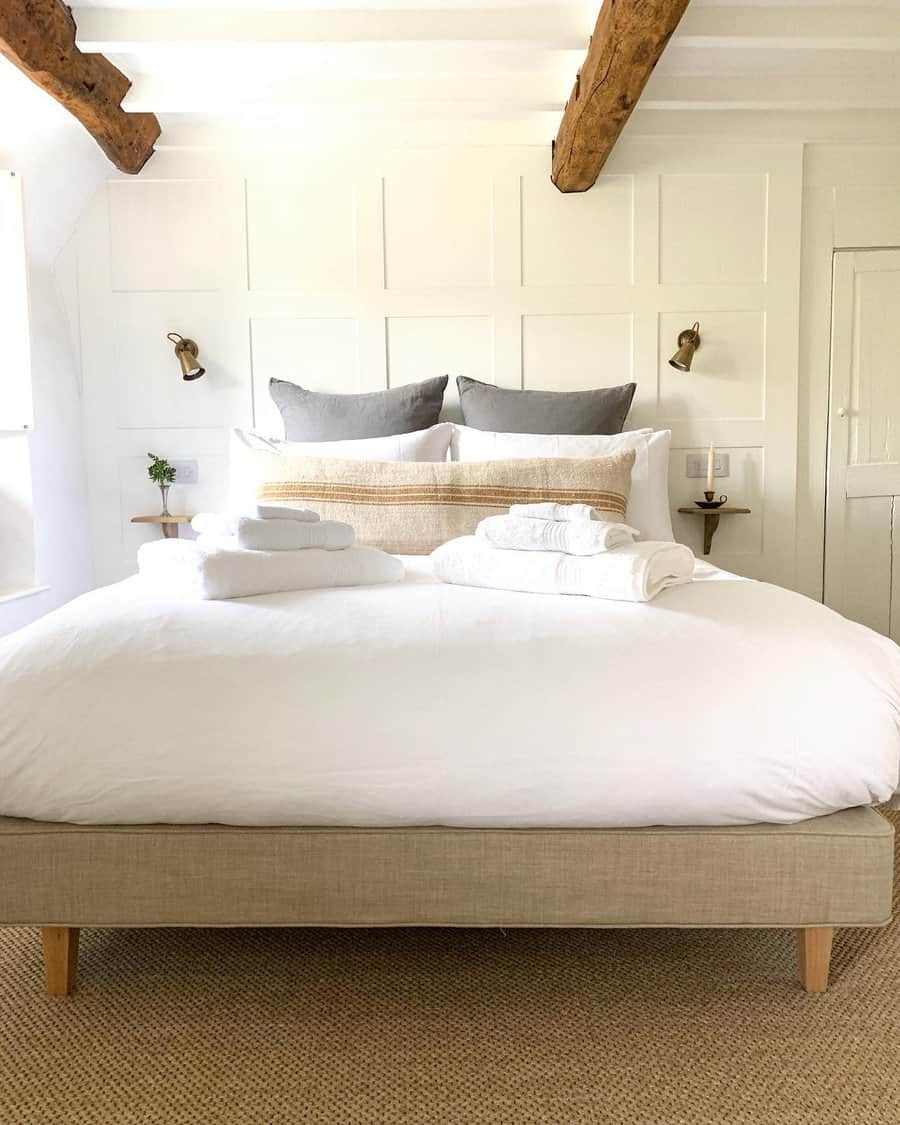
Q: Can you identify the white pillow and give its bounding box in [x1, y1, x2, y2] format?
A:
[239, 423, 453, 462]
[450, 424, 674, 542]
[228, 424, 453, 511]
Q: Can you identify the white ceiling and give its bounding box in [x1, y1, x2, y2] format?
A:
[67, 1, 900, 145]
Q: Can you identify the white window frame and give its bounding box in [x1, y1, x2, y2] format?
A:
[0, 170, 32, 433]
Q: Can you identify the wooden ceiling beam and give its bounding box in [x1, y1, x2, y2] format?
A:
[551, 0, 690, 193]
[0, 1, 160, 174]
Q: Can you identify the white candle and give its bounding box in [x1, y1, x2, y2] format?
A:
[706, 443, 716, 492]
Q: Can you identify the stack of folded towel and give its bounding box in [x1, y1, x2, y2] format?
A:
[138, 503, 403, 600]
[432, 503, 694, 603]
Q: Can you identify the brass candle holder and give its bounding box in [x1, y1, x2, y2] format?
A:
[695, 490, 728, 510]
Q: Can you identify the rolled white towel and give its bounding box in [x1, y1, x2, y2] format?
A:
[138, 539, 404, 600]
[477, 515, 639, 556]
[254, 503, 319, 522]
[431, 536, 694, 603]
[508, 502, 598, 523]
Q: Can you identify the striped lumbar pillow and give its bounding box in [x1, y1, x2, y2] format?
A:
[239, 450, 635, 555]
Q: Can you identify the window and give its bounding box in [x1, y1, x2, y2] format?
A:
[0, 169, 35, 600]
[0, 170, 31, 432]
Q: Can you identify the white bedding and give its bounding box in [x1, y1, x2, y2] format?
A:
[0, 558, 898, 827]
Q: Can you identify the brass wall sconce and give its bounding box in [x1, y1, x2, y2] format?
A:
[668, 321, 701, 372]
[167, 332, 205, 381]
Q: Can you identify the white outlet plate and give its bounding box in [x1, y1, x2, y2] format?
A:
[686, 453, 729, 479]
[169, 459, 199, 485]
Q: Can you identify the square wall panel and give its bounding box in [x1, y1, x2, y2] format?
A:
[121, 453, 227, 551]
[383, 162, 493, 289]
[670, 445, 763, 557]
[119, 429, 229, 568]
[112, 293, 246, 430]
[251, 318, 360, 437]
[659, 174, 767, 286]
[522, 314, 633, 392]
[658, 310, 765, 421]
[387, 316, 493, 419]
[109, 180, 222, 292]
[522, 174, 632, 287]
[246, 178, 357, 291]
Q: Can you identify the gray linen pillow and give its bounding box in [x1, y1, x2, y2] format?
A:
[270, 376, 448, 441]
[456, 376, 636, 435]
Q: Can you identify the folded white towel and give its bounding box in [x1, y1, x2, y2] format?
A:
[236, 517, 353, 552]
[192, 508, 320, 541]
[138, 539, 404, 600]
[254, 503, 319, 523]
[477, 515, 639, 556]
[192, 515, 351, 551]
[508, 502, 598, 523]
[431, 536, 694, 603]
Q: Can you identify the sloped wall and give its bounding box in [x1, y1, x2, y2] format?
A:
[0, 61, 107, 635]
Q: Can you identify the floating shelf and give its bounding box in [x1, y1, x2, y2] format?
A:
[677, 506, 751, 556]
[131, 515, 191, 540]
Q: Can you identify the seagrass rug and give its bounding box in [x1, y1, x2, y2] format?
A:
[1, 812, 899, 1125]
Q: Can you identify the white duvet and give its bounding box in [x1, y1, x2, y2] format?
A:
[1, 558, 899, 827]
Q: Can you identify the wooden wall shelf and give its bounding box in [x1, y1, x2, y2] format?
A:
[131, 515, 191, 540]
[677, 506, 751, 556]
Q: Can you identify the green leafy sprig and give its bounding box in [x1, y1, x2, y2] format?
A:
[147, 453, 176, 486]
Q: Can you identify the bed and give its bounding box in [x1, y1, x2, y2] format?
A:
[1, 557, 897, 995]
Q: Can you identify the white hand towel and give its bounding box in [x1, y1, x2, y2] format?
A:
[254, 503, 319, 523]
[431, 536, 694, 603]
[235, 517, 354, 552]
[508, 502, 598, 523]
[192, 508, 319, 540]
[477, 515, 639, 556]
[193, 515, 353, 551]
[138, 539, 404, 600]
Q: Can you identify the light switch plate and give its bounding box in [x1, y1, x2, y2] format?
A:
[169, 459, 199, 485]
[686, 453, 729, 479]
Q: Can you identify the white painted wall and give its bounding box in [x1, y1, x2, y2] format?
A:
[0, 61, 108, 635]
[5, 110, 896, 613]
[73, 137, 802, 588]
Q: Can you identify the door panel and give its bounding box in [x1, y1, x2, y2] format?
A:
[825, 249, 900, 640]
[845, 462, 900, 498]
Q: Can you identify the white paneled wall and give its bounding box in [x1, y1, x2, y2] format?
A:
[658, 174, 769, 286]
[75, 140, 802, 586]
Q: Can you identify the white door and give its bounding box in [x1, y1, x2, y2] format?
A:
[825, 249, 900, 639]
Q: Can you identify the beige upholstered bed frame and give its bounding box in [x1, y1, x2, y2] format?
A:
[0, 806, 893, 996]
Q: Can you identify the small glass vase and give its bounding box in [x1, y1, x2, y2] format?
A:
[158, 484, 171, 517]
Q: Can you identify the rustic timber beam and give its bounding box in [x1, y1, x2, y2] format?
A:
[552, 0, 691, 193]
[0, 1, 160, 174]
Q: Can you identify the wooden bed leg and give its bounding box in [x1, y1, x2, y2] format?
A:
[42, 927, 79, 996]
[796, 926, 833, 993]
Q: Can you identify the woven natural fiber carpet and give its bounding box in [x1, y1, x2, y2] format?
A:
[2, 816, 899, 1125]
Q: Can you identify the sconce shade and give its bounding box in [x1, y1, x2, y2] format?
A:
[669, 322, 701, 372]
[167, 332, 205, 381]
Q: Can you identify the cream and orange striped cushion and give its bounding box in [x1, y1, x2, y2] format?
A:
[243, 450, 635, 555]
